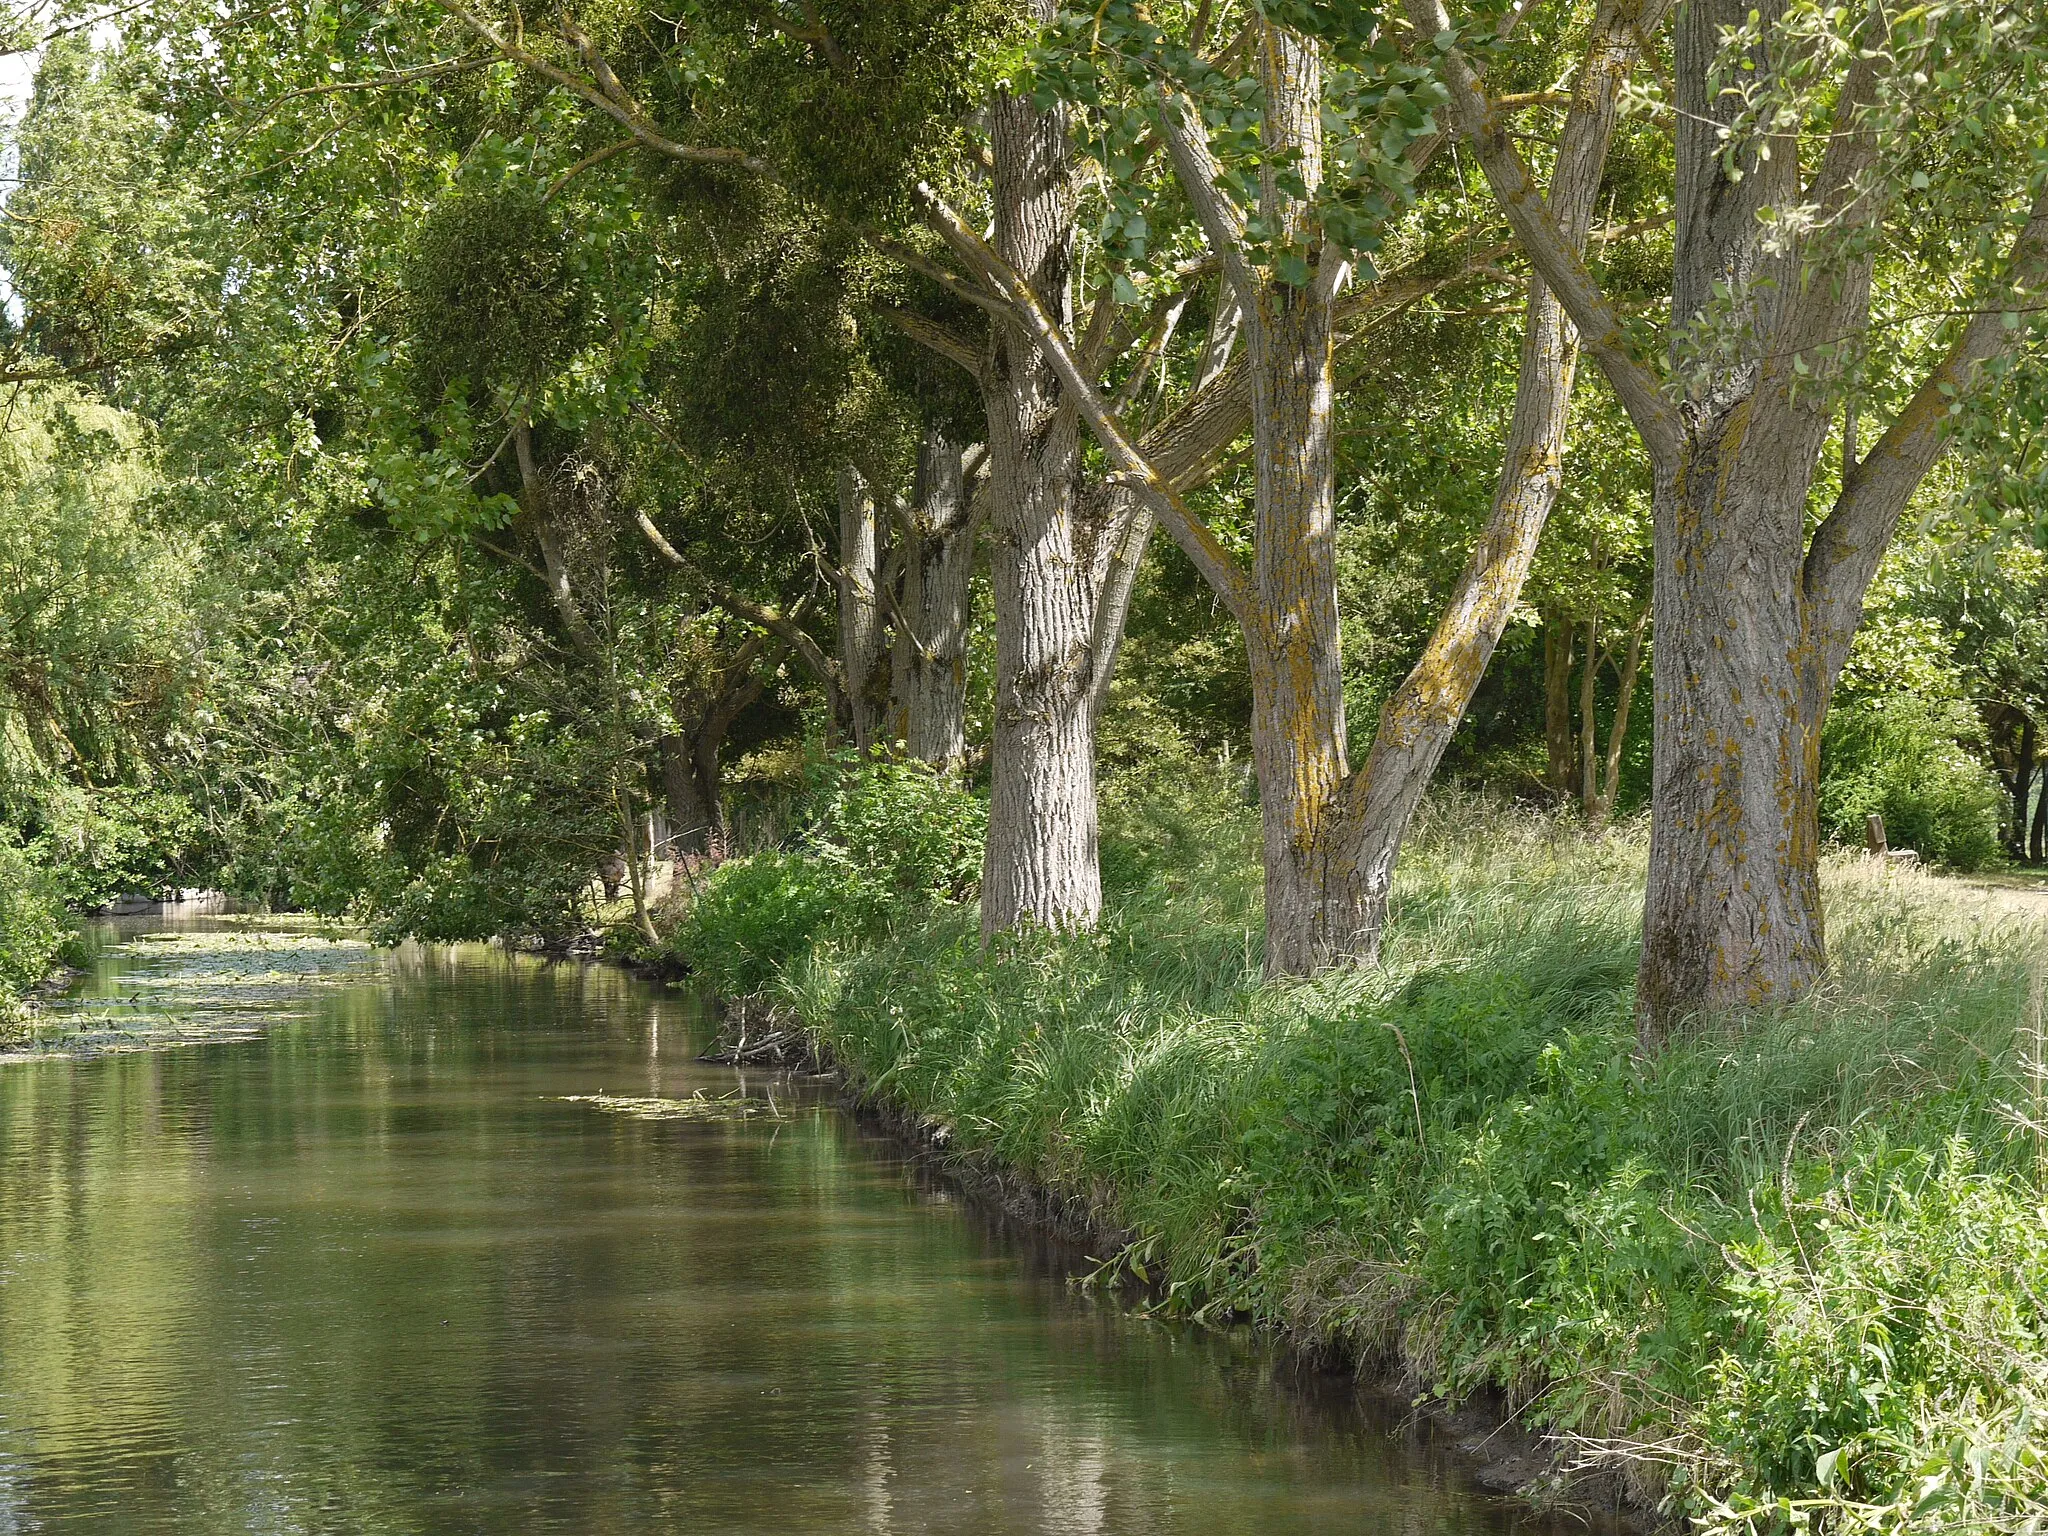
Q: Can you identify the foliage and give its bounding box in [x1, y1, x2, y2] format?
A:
[669, 851, 877, 998]
[696, 783, 2048, 1531]
[1820, 697, 2004, 869]
[798, 755, 988, 900]
[0, 837, 66, 1000]
[671, 757, 988, 992]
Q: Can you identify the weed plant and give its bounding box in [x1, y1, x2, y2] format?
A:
[674, 764, 2048, 1534]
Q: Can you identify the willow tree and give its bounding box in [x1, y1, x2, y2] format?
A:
[924, 0, 1664, 973]
[1413, 0, 2048, 1036]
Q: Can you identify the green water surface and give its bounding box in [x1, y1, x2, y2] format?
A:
[0, 922, 1612, 1534]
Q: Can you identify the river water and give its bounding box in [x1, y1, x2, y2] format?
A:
[0, 921, 1610, 1534]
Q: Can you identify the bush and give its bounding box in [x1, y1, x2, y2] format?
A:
[799, 757, 988, 899]
[669, 758, 989, 993]
[670, 852, 880, 996]
[1820, 697, 2003, 869]
[369, 849, 595, 945]
[0, 837, 65, 997]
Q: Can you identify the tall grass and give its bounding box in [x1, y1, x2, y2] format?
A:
[676, 771, 2048, 1533]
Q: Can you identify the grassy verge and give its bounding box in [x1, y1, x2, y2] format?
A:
[666, 766, 2048, 1534]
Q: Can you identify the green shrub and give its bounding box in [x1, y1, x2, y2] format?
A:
[800, 757, 988, 899]
[25, 784, 199, 910]
[0, 838, 65, 996]
[369, 849, 594, 945]
[671, 852, 880, 996]
[1820, 697, 2003, 869]
[668, 758, 989, 995]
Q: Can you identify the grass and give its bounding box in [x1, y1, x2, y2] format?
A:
[670, 769, 2048, 1534]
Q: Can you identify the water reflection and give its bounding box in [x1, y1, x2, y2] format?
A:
[0, 929, 1611, 1534]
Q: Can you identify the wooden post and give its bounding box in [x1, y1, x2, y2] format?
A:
[1865, 813, 1888, 856]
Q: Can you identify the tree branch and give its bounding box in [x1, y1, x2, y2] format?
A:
[1403, 0, 1683, 470]
[541, 135, 639, 203]
[1156, 86, 1258, 312]
[223, 55, 491, 154]
[435, 3, 773, 174]
[870, 233, 1009, 318]
[919, 182, 1253, 625]
[632, 507, 846, 713]
[1804, 180, 2048, 684]
[881, 306, 982, 378]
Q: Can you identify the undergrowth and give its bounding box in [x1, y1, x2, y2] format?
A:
[669, 764, 2048, 1535]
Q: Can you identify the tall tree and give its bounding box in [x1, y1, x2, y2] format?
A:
[926, 0, 1660, 973]
[1413, 0, 2048, 1036]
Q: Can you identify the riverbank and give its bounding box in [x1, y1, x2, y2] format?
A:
[665, 778, 2048, 1536]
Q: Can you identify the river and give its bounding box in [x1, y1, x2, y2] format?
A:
[0, 919, 1616, 1534]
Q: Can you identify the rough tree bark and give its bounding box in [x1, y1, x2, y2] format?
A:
[837, 464, 889, 754]
[1419, 0, 2048, 1037]
[888, 427, 981, 771]
[976, 34, 1105, 938]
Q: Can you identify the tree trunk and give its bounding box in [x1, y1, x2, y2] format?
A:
[977, 46, 1102, 937]
[2032, 764, 2047, 866]
[659, 732, 715, 857]
[838, 464, 888, 754]
[661, 637, 772, 863]
[1243, 271, 1360, 974]
[891, 427, 977, 771]
[1636, 445, 1828, 1032]
[1577, 615, 1600, 815]
[2010, 715, 2036, 861]
[1634, 0, 1839, 1037]
[1588, 609, 1647, 835]
[1226, 26, 1369, 977]
[1544, 614, 1577, 798]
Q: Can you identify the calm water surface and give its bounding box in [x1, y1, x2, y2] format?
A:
[0, 920, 1608, 1534]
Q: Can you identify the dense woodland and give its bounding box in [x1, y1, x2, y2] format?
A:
[6, 1, 2048, 1529]
[2, 0, 2043, 1016]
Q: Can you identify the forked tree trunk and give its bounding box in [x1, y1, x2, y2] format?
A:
[1422, 0, 2048, 1037]
[838, 464, 888, 754]
[1633, 0, 1836, 1029]
[890, 428, 978, 771]
[1259, 0, 1652, 973]
[978, 52, 1102, 937]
